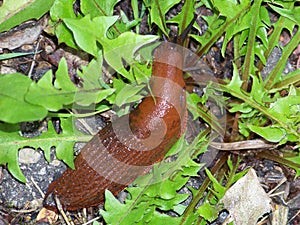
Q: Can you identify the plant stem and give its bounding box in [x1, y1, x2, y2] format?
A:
[187, 99, 225, 136]
[257, 2, 295, 71]
[257, 151, 300, 176]
[215, 83, 299, 138]
[233, 33, 241, 68]
[264, 28, 300, 90]
[271, 70, 300, 91]
[196, 4, 251, 57]
[242, 0, 262, 90]
[179, 152, 229, 225]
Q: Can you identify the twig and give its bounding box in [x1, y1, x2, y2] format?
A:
[288, 208, 300, 223]
[267, 177, 287, 196]
[10, 208, 37, 213]
[54, 196, 72, 225]
[28, 37, 41, 78]
[30, 176, 45, 198]
[268, 191, 285, 198]
[81, 216, 102, 225]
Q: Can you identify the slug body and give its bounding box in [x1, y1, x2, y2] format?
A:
[43, 43, 187, 211]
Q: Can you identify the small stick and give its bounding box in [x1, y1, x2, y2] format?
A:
[267, 177, 287, 196]
[30, 176, 45, 198]
[54, 196, 72, 225]
[11, 208, 37, 213]
[28, 38, 41, 78]
[288, 208, 300, 223]
[81, 216, 102, 225]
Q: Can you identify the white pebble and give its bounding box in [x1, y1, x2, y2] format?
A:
[19, 148, 41, 164]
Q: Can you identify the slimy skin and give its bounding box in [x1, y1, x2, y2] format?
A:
[43, 43, 187, 211]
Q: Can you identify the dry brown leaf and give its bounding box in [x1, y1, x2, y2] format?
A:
[271, 205, 288, 225]
[220, 168, 271, 225]
[36, 207, 58, 223]
[0, 20, 43, 50]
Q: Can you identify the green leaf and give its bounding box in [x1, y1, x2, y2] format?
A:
[271, 69, 300, 91]
[81, 0, 121, 17]
[229, 102, 252, 113]
[257, 25, 269, 49]
[0, 73, 47, 123]
[101, 190, 146, 224]
[0, 117, 90, 182]
[50, 0, 77, 21]
[64, 15, 119, 56]
[54, 22, 78, 48]
[197, 201, 219, 222]
[286, 154, 300, 177]
[186, 92, 225, 135]
[147, 0, 181, 35]
[268, 96, 300, 117]
[186, 93, 201, 119]
[49, 0, 79, 48]
[75, 56, 116, 106]
[165, 134, 185, 157]
[248, 125, 286, 142]
[0, 124, 26, 182]
[269, 4, 300, 24]
[26, 58, 77, 111]
[218, 63, 299, 140]
[260, 5, 271, 27]
[142, 165, 189, 200]
[64, 15, 158, 80]
[0, 0, 55, 33]
[149, 193, 189, 212]
[264, 24, 300, 90]
[226, 63, 243, 91]
[26, 57, 115, 110]
[256, 1, 296, 74]
[168, 0, 195, 35]
[38, 117, 91, 167]
[101, 133, 206, 224]
[191, 0, 251, 56]
[131, 61, 152, 84]
[147, 211, 181, 224]
[250, 75, 266, 104]
[101, 32, 158, 81]
[0, 51, 39, 60]
[112, 10, 141, 35]
[115, 84, 145, 107]
[241, 0, 263, 85]
[213, 0, 250, 20]
[205, 168, 226, 200]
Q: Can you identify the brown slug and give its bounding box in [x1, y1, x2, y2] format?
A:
[43, 42, 187, 211]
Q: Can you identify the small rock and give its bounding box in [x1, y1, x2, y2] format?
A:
[0, 65, 17, 74]
[19, 148, 41, 164]
[31, 199, 43, 209]
[38, 167, 47, 176]
[50, 159, 62, 167]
